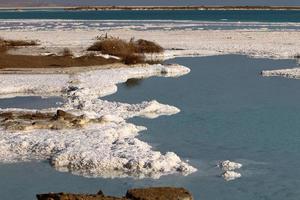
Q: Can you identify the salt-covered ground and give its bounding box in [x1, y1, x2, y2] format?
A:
[1, 27, 296, 179]
[0, 64, 198, 178]
[262, 66, 300, 79]
[1, 29, 300, 59]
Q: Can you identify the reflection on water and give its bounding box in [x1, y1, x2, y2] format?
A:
[125, 78, 144, 88]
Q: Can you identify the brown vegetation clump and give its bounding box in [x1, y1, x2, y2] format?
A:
[0, 37, 119, 69]
[122, 54, 145, 65]
[87, 36, 163, 64]
[134, 39, 164, 53]
[0, 37, 38, 48]
[88, 37, 134, 57]
[61, 48, 73, 57]
[0, 36, 163, 69]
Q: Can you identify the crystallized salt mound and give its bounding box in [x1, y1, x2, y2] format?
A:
[262, 67, 300, 79]
[219, 160, 242, 171]
[0, 63, 196, 179]
[0, 122, 197, 178]
[222, 171, 241, 181]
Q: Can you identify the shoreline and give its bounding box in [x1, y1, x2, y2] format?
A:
[1, 6, 300, 11]
[0, 26, 298, 180]
[1, 29, 299, 63]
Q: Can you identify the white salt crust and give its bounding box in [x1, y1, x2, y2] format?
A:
[222, 171, 242, 181]
[1, 29, 300, 59]
[262, 67, 300, 79]
[0, 64, 197, 178]
[218, 160, 243, 181]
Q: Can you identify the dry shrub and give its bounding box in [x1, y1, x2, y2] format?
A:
[61, 48, 73, 57]
[87, 38, 135, 57]
[134, 39, 163, 53]
[0, 37, 38, 47]
[87, 36, 163, 64]
[122, 54, 145, 65]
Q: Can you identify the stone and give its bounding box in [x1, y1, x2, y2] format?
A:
[126, 187, 193, 200]
[36, 192, 127, 200]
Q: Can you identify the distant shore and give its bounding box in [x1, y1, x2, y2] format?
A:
[1, 6, 300, 11]
[64, 6, 300, 11]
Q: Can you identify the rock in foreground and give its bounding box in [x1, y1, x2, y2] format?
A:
[126, 187, 193, 200]
[36, 191, 127, 200]
[36, 187, 193, 200]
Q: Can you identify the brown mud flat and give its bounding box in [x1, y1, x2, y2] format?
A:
[65, 6, 300, 11]
[37, 187, 193, 200]
[0, 52, 119, 69]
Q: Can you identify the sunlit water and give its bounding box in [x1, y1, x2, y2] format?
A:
[1, 55, 300, 200]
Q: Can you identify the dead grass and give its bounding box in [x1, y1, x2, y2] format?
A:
[87, 36, 163, 64]
[61, 48, 74, 57]
[0, 37, 38, 48]
[0, 37, 120, 69]
[134, 39, 164, 53]
[0, 36, 163, 69]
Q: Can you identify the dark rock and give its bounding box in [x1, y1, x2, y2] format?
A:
[36, 192, 127, 200]
[36, 187, 194, 200]
[126, 187, 193, 200]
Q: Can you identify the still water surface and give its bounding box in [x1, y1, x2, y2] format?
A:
[0, 55, 300, 200]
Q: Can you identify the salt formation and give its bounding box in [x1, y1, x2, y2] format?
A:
[219, 160, 242, 181]
[219, 160, 243, 171]
[0, 64, 197, 178]
[222, 171, 242, 181]
[262, 67, 300, 79]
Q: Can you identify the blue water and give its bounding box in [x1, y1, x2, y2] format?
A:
[0, 9, 300, 22]
[0, 96, 63, 109]
[1, 55, 300, 200]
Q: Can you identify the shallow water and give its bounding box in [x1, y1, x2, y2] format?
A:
[1, 55, 300, 200]
[0, 96, 63, 109]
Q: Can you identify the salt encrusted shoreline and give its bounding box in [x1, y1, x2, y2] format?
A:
[262, 67, 300, 79]
[0, 64, 197, 178]
[1, 29, 300, 60]
[1, 27, 299, 179]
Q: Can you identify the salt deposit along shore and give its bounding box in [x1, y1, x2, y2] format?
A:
[0, 64, 198, 178]
[262, 67, 300, 79]
[0, 27, 297, 180]
[1, 29, 300, 60]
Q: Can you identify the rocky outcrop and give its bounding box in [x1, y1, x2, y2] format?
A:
[36, 191, 127, 200]
[36, 187, 193, 200]
[126, 187, 193, 200]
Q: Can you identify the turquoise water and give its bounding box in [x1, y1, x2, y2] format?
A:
[1, 55, 300, 199]
[0, 10, 300, 22]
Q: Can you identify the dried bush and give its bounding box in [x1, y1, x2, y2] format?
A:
[61, 48, 73, 57]
[0, 37, 38, 47]
[87, 36, 163, 64]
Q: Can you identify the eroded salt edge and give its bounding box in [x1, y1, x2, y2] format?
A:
[0, 64, 197, 179]
[262, 67, 300, 79]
